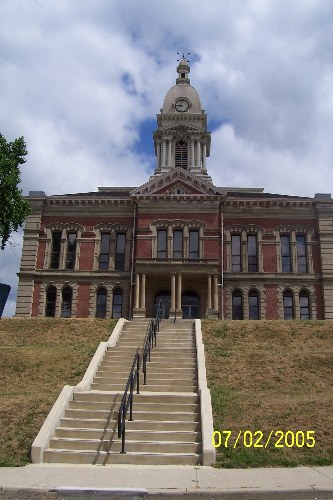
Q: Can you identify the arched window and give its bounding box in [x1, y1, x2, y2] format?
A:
[175, 140, 188, 169]
[112, 288, 123, 318]
[299, 290, 310, 319]
[249, 290, 260, 320]
[61, 286, 72, 318]
[283, 290, 294, 319]
[96, 287, 107, 318]
[45, 286, 57, 317]
[232, 290, 243, 320]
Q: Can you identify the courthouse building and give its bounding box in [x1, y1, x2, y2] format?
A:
[16, 58, 333, 320]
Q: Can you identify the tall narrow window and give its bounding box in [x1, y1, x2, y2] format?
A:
[299, 290, 310, 319]
[231, 235, 241, 272]
[157, 229, 167, 259]
[247, 234, 258, 272]
[99, 233, 111, 270]
[112, 288, 123, 318]
[50, 231, 61, 269]
[297, 235, 307, 273]
[249, 290, 260, 320]
[232, 290, 243, 320]
[175, 140, 188, 169]
[173, 229, 183, 259]
[189, 230, 199, 259]
[61, 286, 72, 318]
[281, 235, 291, 272]
[96, 287, 107, 318]
[45, 286, 57, 317]
[283, 290, 294, 319]
[115, 233, 126, 271]
[65, 232, 77, 270]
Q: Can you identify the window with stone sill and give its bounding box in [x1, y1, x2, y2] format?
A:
[45, 286, 57, 317]
[112, 288, 123, 318]
[50, 232, 61, 269]
[283, 290, 294, 319]
[249, 289, 260, 320]
[115, 233, 126, 271]
[61, 286, 73, 318]
[65, 232, 77, 270]
[232, 290, 243, 320]
[99, 233, 111, 270]
[299, 290, 310, 319]
[96, 287, 107, 318]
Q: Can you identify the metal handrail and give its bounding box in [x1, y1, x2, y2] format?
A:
[142, 301, 162, 384]
[117, 350, 141, 453]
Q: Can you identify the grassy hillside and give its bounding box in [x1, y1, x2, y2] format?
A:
[0, 318, 332, 468]
[0, 318, 116, 466]
[202, 320, 333, 468]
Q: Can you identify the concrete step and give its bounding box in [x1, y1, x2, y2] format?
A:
[44, 450, 200, 465]
[97, 368, 197, 377]
[68, 401, 199, 412]
[64, 409, 199, 421]
[59, 418, 200, 432]
[48, 438, 201, 454]
[54, 428, 201, 442]
[73, 392, 199, 404]
[90, 382, 197, 392]
[93, 375, 196, 385]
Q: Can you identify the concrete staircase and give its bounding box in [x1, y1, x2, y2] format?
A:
[43, 319, 202, 465]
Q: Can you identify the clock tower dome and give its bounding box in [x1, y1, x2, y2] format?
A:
[152, 57, 212, 182]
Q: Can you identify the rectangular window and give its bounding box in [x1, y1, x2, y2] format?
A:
[281, 235, 291, 272]
[50, 231, 61, 269]
[65, 232, 77, 270]
[157, 229, 167, 259]
[173, 229, 183, 259]
[99, 233, 111, 270]
[231, 234, 241, 272]
[115, 233, 126, 271]
[296, 235, 307, 272]
[189, 230, 199, 259]
[247, 234, 258, 272]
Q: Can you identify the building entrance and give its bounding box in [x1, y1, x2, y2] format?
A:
[154, 291, 171, 319]
[182, 291, 200, 319]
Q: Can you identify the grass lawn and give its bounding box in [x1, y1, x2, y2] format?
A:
[0, 318, 116, 466]
[202, 320, 333, 468]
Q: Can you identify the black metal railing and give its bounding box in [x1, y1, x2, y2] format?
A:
[117, 350, 141, 453]
[142, 300, 162, 384]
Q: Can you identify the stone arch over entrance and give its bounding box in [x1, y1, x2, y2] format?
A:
[154, 290, 171, 319]
[182, 291, 200, 319]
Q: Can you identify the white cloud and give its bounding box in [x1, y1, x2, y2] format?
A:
[1, 0, 333, 315]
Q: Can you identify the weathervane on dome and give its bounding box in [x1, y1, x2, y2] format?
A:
[177, 52, 190, 63]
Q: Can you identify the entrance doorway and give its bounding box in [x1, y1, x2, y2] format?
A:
[154, 291, 171, 319]
[182, 291, 200, 319]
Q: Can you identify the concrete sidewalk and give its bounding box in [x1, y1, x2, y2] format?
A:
[0, 464, 333, 497]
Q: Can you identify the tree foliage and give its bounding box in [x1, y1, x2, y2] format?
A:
[0, 134, 31, 250]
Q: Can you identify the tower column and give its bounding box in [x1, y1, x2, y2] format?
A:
[202, 143, 207, 171]
[162, 140, 166, 167]
[197, 141, 201, 168]
[191, 139, 195, 168]
[168, 139, 172, 167]
[156, 142, 161, 169]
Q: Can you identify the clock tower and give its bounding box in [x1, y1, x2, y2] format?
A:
[152, 57, 212, 182]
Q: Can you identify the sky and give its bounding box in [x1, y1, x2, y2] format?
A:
[1, 0, 333, 316]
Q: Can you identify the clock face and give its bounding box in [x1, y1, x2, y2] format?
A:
[175, 99, 189, 112]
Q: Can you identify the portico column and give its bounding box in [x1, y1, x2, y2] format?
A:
[207, 274, 212, 311]
[171, 273, 176, 311]
[134, 272, 140, 309]
[176, 273, 182, 310]
[197, 141, 201, 168]
[213, 274, 218, 311]
[140, 273, 146, 310]
[191, 140, 195, 168]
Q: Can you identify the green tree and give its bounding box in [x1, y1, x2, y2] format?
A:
[0, 134, 31, 250]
